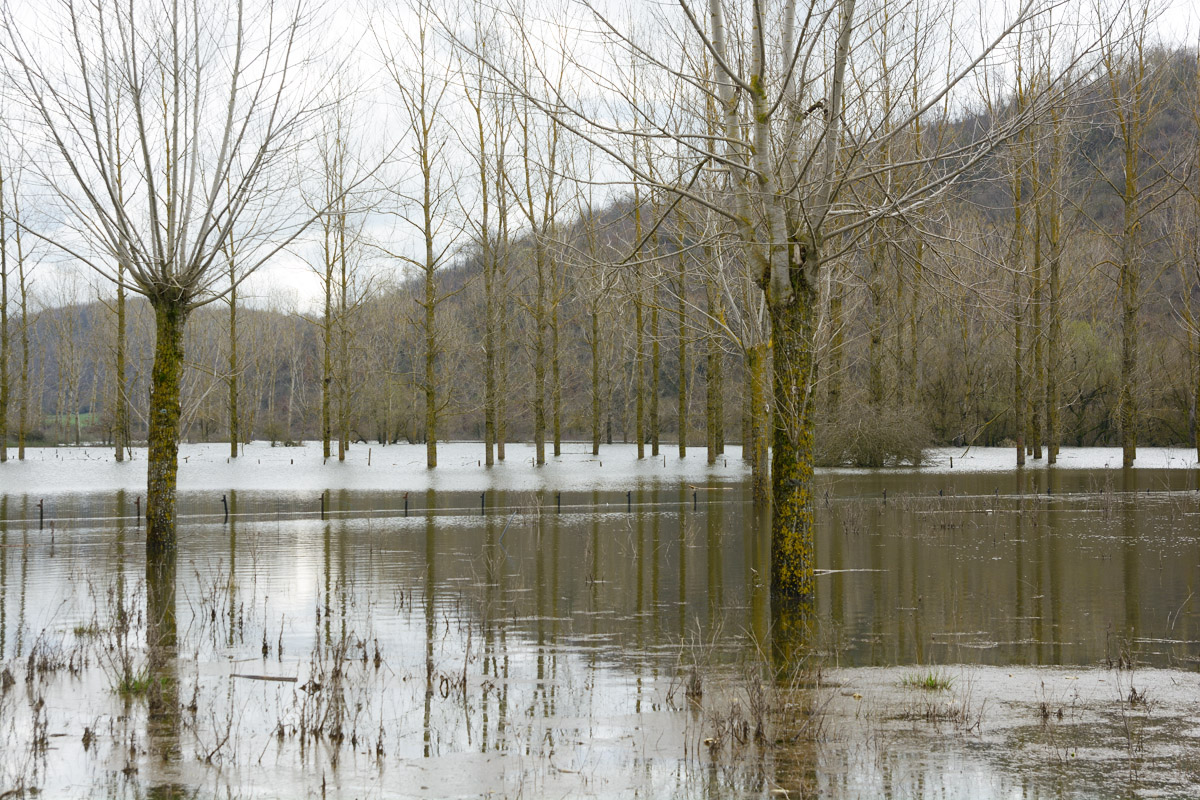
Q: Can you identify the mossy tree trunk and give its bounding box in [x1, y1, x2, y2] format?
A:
[747, 342, 770, 503]
[767, 248, 818, 603]
[147, 298, 189, 555]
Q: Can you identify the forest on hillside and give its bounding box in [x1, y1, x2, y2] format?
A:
[1, 2, 1199, 472]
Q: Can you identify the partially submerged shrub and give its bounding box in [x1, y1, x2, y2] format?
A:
[816, 404, 929, 468]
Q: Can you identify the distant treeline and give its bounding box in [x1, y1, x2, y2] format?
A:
[4, 47, 1200, 465]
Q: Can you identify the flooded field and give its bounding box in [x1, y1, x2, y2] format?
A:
[1, 442, 1199, 798]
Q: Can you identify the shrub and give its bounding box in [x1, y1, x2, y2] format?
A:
[816, 404, 930, 468]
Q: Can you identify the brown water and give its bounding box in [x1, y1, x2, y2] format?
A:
[1, 444, 1199, 798]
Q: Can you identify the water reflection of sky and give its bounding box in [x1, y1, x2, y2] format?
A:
[1, 443, 1199, 798]
[3, 442, 1195, 497]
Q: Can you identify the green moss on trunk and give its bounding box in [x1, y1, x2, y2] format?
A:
[747, 342, 770, 503]
[146, 299, 188, 555]
[769, 259, 817, 607]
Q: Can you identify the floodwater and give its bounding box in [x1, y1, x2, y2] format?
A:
[1, 442, 1199, 798]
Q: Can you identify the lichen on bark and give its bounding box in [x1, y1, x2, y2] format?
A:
[146, 298, 189, 556]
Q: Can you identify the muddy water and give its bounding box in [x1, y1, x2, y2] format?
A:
[0, 444, 1198, 798]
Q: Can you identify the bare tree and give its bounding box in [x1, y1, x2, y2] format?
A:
[458, 2, 512, 466]
[0, 156, 8, 461]
[378, 0, 464, 469]
[471, 0, 1087, 606]
[1096, 0, 1170, 467]
[4, 0, 332, 549]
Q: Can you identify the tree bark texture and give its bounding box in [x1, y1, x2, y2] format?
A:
[592, 308, 601, 456]
[677, 258, 688, 458]
[147, 299, 188, 555]
[650, 287, 660, 457]
[747, 342, 770, 503]
[115, 267, 129, 462]
[768, 257, 817, 604]
[228, 276, 239, 459]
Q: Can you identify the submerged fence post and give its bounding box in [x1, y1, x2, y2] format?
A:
[135, 496, 141, 526]
[222, 494, 229, 524]
[404, 493, 409, 517]
[320, 492, 326, 521]
[38, 498, 44, 530]
[627, 491, 631, 512]
[556, 492, 561, 513]
[481, 493, 485, 516]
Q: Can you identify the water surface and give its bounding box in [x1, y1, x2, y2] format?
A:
[1, 443, 1198, 798]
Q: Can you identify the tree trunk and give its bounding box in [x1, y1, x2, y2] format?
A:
[0, 192, 7, 464]
[484, 244, 496, 466]
[1014, 266, 1026, 468]
[1030, 212, 1043, 460]
[650, 286, 660, 457]
[706, 279, 722, 465]
[497, 295, 508, 462]
[17, 247, 28, 460]
[591, 308, 601, 456]
[552, 282, 562, 458]
[228, 276, 239, 459]
[908, 236, 922, 406]
[146, 298, 189, 555]
[768, 257, 817, 605]
[321, 266, 332, 460]
[533, 242, 547, 466]
[828, 266, 844, 416]
[1194, 327, 1200, 465]
[115, 266, 129, 462]
[496, 163, 510, 464]
[867, 231, 885, 406]
[677, 258, 687, 458]
[1047, 237, 1061, 464]
[1012, 130, 1026, 468]
[635, 293, 644, 459]
[338, 222, 349, 462]
[747, 341, 769, 503]
[425, 250, 438, 469]
[1119, 173, 1138, 468]
[1046, 132, 1062, 464]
